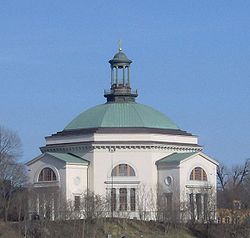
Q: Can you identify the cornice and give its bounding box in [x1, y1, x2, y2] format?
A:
[46, 127, 194, 139]
[104, 180, 140, 185]
[41, 142, 202, 153]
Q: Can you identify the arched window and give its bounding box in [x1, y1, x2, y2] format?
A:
[111, 164, 135, 176]
[38, 168, 57, 182]
[189, 167, 207, 181]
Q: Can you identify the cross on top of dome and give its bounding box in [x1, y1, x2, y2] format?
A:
[109, 40, 132, 66]
[118, 39, 122, 51]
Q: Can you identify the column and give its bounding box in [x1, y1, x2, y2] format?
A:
[116, 188, 120, 212]
[43, 193, 46, 219]
[127, 66, 130, 86]
[36, 193, 39, 214]
[193, 193, 197, 220]
[201, 194, 204, 221]
[111, 67, 114, 86]
[127, 188, 130, 212]
[123, 66, 125, 86]
[58, 190, 61, 219]
[51, 193, 55, 221]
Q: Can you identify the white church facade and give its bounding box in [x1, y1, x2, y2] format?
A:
[26, 46, 218, 222]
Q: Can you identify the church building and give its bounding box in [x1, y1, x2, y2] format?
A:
[26, 45, 218, 222]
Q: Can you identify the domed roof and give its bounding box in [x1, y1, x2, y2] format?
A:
[64, 102, 179, 130]
[113, 51, 129, 60]
[109, 50, 132, 65]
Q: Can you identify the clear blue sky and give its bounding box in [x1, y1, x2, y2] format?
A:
[1, 1, 249, 166]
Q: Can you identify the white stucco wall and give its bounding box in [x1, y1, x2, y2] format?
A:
[158, 164, 180, 199]
[92, 148, 155, 196]
[45, 133, 198, 146]
[65, 164, 88, 201]
[74, 151, 94, 191]
[28, 129, 218, 221]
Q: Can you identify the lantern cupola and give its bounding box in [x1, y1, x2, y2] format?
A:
[104, 41, 138, 102]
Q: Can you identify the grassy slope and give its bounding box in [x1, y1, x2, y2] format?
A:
[102, 220, 195, 238]
[0, 221, 19, 238]
[0, 219, 196, 238]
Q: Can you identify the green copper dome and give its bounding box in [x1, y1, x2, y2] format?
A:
[109, 51, 132, 65]
[64, 102, 179, 130]
[114, 51, 128, 60]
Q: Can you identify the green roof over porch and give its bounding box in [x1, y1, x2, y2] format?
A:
[47, 153, 89, 165]
[156, 152, 197, 165]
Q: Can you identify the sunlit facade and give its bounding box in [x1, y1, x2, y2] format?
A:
[26, 46, 218, 222]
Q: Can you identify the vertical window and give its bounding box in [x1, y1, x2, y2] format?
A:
[111, 188, 116, 211]
[74, 196, 80, 211]
[130, 188, 136, 211]
[196, 193, 202, 220]
[38, 168, 57, 181]
[119, 188, 127, 211]
[166, 193, 173, 213]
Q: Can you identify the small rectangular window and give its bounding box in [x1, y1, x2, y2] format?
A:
[196, 193, 202, 220]
[119, 188, 127, 211]
[130, 188, 136, 211]
[166, 193, 172, 212]
[74, 196, 80, 211]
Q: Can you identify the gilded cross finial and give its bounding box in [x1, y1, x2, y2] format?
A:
[118, 39, 122, 51]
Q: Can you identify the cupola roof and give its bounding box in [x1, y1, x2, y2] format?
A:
[109, 51, 132, 64]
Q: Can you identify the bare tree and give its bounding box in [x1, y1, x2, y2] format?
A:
[217, 159, 250, 210]
[217, 164, 229, 191]
[0, 126, 22, 163]
[80, 190, 108, 238]
[0, 126, 27, 222]
[136, 184, 158, 220]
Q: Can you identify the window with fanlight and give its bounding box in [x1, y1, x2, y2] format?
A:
[111, 164, 136, 176]
[38, 168, 57, 182]
[189, 167, 207, 181]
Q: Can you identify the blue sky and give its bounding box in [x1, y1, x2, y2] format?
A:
[0, 1, 249, 166]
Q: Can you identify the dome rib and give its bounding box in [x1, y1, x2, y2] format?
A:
[130, 103, 146, 127]
[99, 104, 111, 127]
